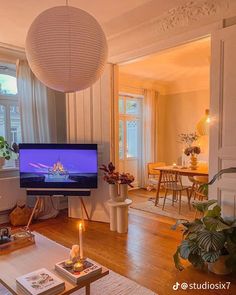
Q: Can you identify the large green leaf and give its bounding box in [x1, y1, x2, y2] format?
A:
[192, 200, 217, 213]
[201, 250, 220, 263]
[203, 217, 231, 231]
[204, 204, 221, 218]
[179, 240, 191, 259]
[197, 230, 225, 252]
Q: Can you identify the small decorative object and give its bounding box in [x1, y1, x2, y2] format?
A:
[10, 205, 32, 226]
[70, 244, 80, 263]
[0, 227, 11, 244]
[178, 132, 201, 170]
[172, 168, 236, 274]
[25, 4, 108, 93]
[172, 163, 177, 169]
[100, 162, 119, 201]
[73, 261, 84, 272]
[64, 260, 74, 268]
[119, 173, 135, 201]
[184, 146, 201, 170]
[0, 228, 35, 255]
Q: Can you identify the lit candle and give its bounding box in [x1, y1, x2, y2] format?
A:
[173, 163, 177, 168]
[79, 222, 84, 260]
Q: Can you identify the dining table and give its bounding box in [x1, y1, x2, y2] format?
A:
[154, 165, 209, 206]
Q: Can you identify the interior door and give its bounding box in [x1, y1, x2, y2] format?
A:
[210, 25, 236, 219]
[119, 95, 142, 188]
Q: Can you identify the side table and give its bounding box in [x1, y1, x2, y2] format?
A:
[107, 199, 132, 233]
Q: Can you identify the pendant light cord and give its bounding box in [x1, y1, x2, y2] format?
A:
[66, 0, 69, 6]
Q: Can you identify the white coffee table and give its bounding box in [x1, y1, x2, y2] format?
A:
[0, 232, 109, 295]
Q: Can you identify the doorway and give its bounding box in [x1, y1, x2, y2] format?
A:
[116, 36, 211, 219]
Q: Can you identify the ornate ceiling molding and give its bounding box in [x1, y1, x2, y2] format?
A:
[108, 0, 233, 62]
[154, 0, 229, 33]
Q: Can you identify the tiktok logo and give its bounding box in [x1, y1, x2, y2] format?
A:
[173, 282, 180, 291]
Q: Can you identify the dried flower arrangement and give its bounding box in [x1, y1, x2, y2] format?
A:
[100, 162, 135, 187]
[178, 132, 199, 147]
[119, 172, 135, 187]
[184, 146, 201, 156]
[178, 132, 201, 157]
[99, 162, 119, 184]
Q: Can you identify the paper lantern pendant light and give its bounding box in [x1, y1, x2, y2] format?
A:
[25, 5, 108, 93]
[196, 109, 210, 136]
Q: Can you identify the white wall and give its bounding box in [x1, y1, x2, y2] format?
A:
[158, 90, 209, 165]
[66, 64, 115, 222]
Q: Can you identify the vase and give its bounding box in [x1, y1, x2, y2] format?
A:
[0, 157, 5, 168]
[208, 255, 232, 275]
[119, 184, 128, 202]
[189, 154, 198, 170]
[109, 184, 118, 201]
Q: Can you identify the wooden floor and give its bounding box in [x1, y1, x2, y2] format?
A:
[29, 209, 236, 295]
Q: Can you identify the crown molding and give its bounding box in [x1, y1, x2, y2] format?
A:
[108, 0, 233, 63]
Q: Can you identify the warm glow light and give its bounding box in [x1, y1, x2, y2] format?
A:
[196, 109, 210, 136]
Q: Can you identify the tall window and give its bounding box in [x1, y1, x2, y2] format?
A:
[118, 93, 143, 187]
[0, 64, 21, 145]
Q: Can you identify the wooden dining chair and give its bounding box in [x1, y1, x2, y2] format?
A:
[162, 170, 192, 214]
[146, 162, 166, 191]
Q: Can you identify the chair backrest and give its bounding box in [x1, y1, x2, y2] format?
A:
[162, 170, 182, 188]
[147, 162, 166, 177]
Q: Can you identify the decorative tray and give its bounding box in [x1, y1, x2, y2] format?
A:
[0, 228, 35, 255]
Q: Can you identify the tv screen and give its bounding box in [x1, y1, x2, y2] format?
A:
[19, 144, 98, 189]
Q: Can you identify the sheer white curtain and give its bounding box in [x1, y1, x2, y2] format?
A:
[17, 59, 57, 143]
[141, 89, 158, 187]
[16, 59, 58, 219]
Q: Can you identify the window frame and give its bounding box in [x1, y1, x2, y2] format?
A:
[118, 93, 143, 160]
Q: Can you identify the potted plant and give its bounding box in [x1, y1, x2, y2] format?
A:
[100, 162, 120, 201]
[119, 172, 135, 201]
[172, 200, 236, 274]
[172, 167, 236, 274]
[0, 136, 19, 168]
[179, 132, 201, 170]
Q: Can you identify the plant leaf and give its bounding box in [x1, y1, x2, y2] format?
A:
[171, 219, 190, 230]
[179, 240, 191, 259]
[197, 230, 225, 252]
[192, 200, 217, 213]
[203, 217, 231, 232]
[201, 250, 220, 263]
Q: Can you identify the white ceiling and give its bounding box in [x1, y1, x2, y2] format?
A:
[119, 37, 211, 89]
[0, 0, 183, 48]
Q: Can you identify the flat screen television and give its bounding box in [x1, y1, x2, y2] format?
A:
[19, 144, 98, 189]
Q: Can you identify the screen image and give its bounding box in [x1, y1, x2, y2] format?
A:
[19, 144, 98, 189]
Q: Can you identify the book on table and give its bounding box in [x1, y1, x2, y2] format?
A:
[55, 258, 102, 284]
[16, 268, 65, 295]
